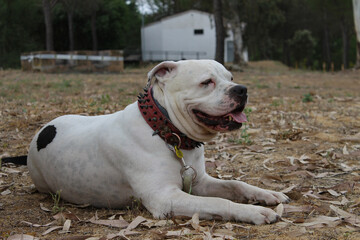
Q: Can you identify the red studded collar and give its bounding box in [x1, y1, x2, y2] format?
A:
[137, 86, 203, 150]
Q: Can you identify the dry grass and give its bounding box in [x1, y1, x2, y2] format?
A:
[1, 63, 360, 239]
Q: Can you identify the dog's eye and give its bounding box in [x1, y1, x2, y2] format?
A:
[231, 77, 234, 81]
[201, 79, 213, 86]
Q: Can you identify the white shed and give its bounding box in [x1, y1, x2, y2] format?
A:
[141, 10, 247, 63]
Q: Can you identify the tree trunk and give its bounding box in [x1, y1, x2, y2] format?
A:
[42, 0, 54, 51]
[230, 14, 246, 66]
[213, 0, 224, 64]
[322, 11, 331, 70]
[340, 19, 349, 69]
[353, 0, 360, 68]
[67, 11, 74, 51]
[91, 10, 98, 51]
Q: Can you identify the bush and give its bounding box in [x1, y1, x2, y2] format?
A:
[289, 30, 316, 68]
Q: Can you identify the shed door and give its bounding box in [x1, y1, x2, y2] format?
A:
[227, 41, 234, 62]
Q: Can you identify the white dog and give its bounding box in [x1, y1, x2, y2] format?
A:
[27, 60, 289, 225]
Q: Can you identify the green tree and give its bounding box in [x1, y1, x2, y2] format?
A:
[61, 0, 82, 51]
[353, 0, 360, 68]
[96, 0, 141, 51]
[241, 0, 286, 60]
[77, 0, 102, 51]
[289, 29, 316, 68]
[42, 0, 58, 51]
[51, 0, 141, 52]
[0, 0, 43, 68]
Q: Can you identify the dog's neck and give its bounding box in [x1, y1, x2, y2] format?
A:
[137, 86, 203, 150]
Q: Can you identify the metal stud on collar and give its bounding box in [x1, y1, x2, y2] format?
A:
[138, 86, 203, 150]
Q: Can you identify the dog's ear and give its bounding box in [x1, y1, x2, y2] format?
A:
[147, 61, 177, 86]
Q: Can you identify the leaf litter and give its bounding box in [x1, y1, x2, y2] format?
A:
[1, 66, 360, 239]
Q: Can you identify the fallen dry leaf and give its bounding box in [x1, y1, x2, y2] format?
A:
[287, 227, 307, 237]
[284, 170, 316, 179]
[283, 204, 313, 214]
[1, 189, 11, 195]
[1, 167, 21, 174]
[40, 203, 51, 212]
[21, 220, 54, 228]
[58, 219, 71, 234]
[142, 219, 173, 228]
[213, 228, 236, 239]
[299, 215, 341, 228]
[330, 205, 360, 228]
[42, 226, 63, 236]
[0, 182, 14, 192]
[299, 154, 310, 164]
[343, 145, 349, 155]
[56, 237, 97, 240]
[327, 189, 341, 197]
[126, 215, 147, 231]
[165, 228, 193, 237]
[281, 185, 298, 193]
[190, 213, 208, 232]
[349, 198, 360, 208]
[340, 163, 357, 172]
[107, 230, 140, 240]
[106, 215, 147, 239]
[302, 190, 333, 200]
[7, 234, 37, 240]
[53, 212, 81, 221]
[263, 158, 274, 171]
[313, 132, 339, 142]
[275, 203, 284, 217]
[88, 216, 129, 228]
[341, 132, 360, 143]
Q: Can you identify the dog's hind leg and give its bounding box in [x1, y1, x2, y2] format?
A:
[27, 151, 51, 193]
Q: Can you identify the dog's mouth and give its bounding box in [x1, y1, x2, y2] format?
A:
[193, 105, 247, 132]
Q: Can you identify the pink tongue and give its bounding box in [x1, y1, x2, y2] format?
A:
[227, 112, 247, 123]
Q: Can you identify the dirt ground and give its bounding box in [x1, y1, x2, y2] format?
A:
[1, 61, 360, 239]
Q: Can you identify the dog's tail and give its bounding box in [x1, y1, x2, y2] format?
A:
[1, 155, 28, 166]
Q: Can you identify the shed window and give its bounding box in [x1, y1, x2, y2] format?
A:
[194, 29, 204, 35]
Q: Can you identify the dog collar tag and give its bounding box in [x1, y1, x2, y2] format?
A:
[181, 165, 196, 194]
[182, 174, 193, 194]
[166, 142, 197, 194]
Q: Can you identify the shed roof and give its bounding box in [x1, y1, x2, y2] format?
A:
[144, 9, 213, 28]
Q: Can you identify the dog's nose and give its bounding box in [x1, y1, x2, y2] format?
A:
[229, 85, 247, 98]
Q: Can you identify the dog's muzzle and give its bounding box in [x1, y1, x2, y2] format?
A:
[193, 84, 248, 132]
[229, 85, 248, 106]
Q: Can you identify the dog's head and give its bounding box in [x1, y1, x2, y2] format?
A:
[148, 60, 248, 142]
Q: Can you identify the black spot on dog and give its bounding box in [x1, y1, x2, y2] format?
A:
[37, 125, 57, 151]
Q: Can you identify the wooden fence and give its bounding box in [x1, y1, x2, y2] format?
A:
[142, 50, 207, 61]
[21, 50, 124, 73]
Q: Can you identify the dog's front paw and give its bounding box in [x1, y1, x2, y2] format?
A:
[240, 205, 280, 225]
[253, 189, 290, 206]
